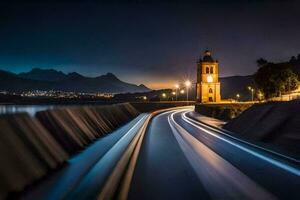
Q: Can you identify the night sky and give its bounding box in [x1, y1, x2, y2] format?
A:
[0, 0, 300, 89]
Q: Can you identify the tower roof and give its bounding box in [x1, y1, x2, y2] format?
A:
[199, 50, 216, 62]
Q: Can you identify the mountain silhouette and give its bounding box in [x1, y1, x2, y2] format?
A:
[19, 68, 67, 81]
[0, 68, 151, 93]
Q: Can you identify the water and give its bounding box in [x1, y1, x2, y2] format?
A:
[0, 105, 55, 116]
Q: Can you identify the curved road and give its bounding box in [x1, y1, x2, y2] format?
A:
[21, 107, 300, 200]
[128, 108, 300, 200]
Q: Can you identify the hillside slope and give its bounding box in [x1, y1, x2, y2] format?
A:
[0, 70, 54, 91]
[224, 100, 300, 156]
[220, 75, 254, 99]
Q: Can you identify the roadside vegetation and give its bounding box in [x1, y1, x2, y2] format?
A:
[254, 55, 300, 99]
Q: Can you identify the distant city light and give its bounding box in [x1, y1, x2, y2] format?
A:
[143, 96, 147, 100]
[172, 91, 176, 95]
[162, 93, 166, 98]
[175, 84, 179, 89]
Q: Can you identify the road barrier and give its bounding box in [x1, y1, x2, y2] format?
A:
[0, 103, 139, 199]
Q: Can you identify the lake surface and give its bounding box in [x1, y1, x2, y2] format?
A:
[0, 105, 55, 116]
[0, 102, 118, 116]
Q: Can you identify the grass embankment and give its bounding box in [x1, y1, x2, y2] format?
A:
[224, 100, 300, 157]
[195, 103, 253, 121]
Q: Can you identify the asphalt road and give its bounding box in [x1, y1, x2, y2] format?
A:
[21, 107, 300, 200]
[128, 108, 300, 200]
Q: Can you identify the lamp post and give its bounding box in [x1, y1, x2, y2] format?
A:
[258, 91, 263, 102]
[160, 93, 166, 102]
[248, 86, 254, 102]
[236, 94, 240, 102]
[288, 77, 291, 101]
[180, 89, 185, 101]
[175, 84, 179, 101]
[185, 80, 191, 105]
[172, 91, 176, 101]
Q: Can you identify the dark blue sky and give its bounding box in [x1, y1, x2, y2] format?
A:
[0, 0, 300, 89]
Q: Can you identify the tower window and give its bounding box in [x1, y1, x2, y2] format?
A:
[206, 67, 209, 74]
[209, 88, 213, 93]
[210, 67, 214, 74]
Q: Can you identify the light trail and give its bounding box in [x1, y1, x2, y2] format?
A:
[168, 110, 275, 200]
[64, 114, 149, 200]
[182, 111, 300, 164]
[181, 111, 300, 176]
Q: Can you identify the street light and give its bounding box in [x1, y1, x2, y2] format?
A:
[236, 94, 240, 102]
[248, 86, 254, 102]
[258, 91, 263, 101]
[185, 80, 191, 105]
[172, 91, 176, 101]
[180, 89, 185, 94]
[162, 93, 168, 101]
[175, 84, 179, 101]
[143, 96, 147, 101]
[185, 80, 191, 87]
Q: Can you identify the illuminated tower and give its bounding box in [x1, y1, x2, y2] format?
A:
[196, 50, 221, 103]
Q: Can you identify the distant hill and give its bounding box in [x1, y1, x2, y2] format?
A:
[220, 75, 254, 100]
[218, 55, 300, 100]
[0, 70, 53, 91]
[113, 75, 254, 101]
[0, 68, 151, 93]
[0, 68, 255, 96]
[19, 68, 67, 81]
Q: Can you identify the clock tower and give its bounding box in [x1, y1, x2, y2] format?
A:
[196, 50, 221, 103]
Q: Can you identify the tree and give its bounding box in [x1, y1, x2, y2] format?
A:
[254, 63, 299, 99]
[279, 68, 299, 93]
[290, 56, 297, 63]
[256, 58, 268, 67]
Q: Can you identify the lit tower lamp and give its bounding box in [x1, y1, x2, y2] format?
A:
[207, 75, 213, 83]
